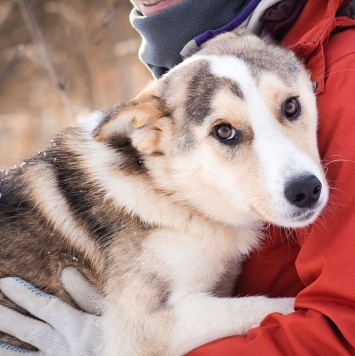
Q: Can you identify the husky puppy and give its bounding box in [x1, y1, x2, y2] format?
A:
[0, 30, 328, 355]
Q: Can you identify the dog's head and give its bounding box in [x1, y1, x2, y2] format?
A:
[93, 30, 328, 228]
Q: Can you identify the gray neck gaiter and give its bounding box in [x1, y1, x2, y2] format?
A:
[130, 0, 250, 78]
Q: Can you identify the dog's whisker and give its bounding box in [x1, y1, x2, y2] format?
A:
[313, 57, 355, 82]
[323, 158, 355, 168]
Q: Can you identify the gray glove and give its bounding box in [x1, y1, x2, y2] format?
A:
[0, 268, 104, 355]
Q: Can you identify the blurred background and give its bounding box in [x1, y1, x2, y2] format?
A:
[0, 0, 151, 167]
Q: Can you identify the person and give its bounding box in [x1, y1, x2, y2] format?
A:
[1, 0, 355, 354]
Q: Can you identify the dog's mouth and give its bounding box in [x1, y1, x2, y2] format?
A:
[277, 198, 327, 228]
[252, 204, 321, 229]
[290, 209, 318, 223]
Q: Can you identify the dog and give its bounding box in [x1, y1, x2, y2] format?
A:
[0, 30, 328, 355]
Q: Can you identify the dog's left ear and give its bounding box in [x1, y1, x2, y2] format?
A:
[93, 82, 170, 155]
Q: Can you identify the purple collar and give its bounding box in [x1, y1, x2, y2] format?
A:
[194, 0, 262, 47]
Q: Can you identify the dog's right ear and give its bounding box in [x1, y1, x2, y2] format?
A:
[92, 80, 164, 142]
[92, 82, 170, 155]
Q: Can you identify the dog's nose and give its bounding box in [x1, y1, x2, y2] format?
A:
[284, 175, 322, 208]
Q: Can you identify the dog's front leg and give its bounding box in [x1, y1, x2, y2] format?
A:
[102, 275, 176, 356]
[101, 284, 293, 356]
[170, 293, 295, 356]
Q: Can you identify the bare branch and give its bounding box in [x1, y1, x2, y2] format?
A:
[16, 0, 76, 124]
[0, 0, 16, 28]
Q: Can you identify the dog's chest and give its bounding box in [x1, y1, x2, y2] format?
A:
[141, 223, 259, 299]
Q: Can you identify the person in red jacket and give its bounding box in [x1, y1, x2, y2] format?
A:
[1, 0, 355, 354]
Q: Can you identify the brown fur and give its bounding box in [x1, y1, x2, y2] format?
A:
[0, 30, 327, 354]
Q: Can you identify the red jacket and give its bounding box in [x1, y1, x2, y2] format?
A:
[189, 0, 355, 354]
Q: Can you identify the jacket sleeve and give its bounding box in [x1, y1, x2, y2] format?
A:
[187, 28, 355, 356]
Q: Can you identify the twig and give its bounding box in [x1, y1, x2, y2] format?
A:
[16, 0, 76, 125]
[0, 0, 16, 28]
[0, 45, 23, 84]
[58, 0, 70, 91]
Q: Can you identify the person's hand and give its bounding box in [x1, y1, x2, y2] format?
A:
[0, 268, 105, 355]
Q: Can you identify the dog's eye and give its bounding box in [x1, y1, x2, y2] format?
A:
[213, 124, 240, 145]
[283, 97, 301, 119]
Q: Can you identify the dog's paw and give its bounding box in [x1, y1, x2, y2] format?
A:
[242, 296, 295, 331]
[229, 296, 295, 335]
[249, 322, 260, 329]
